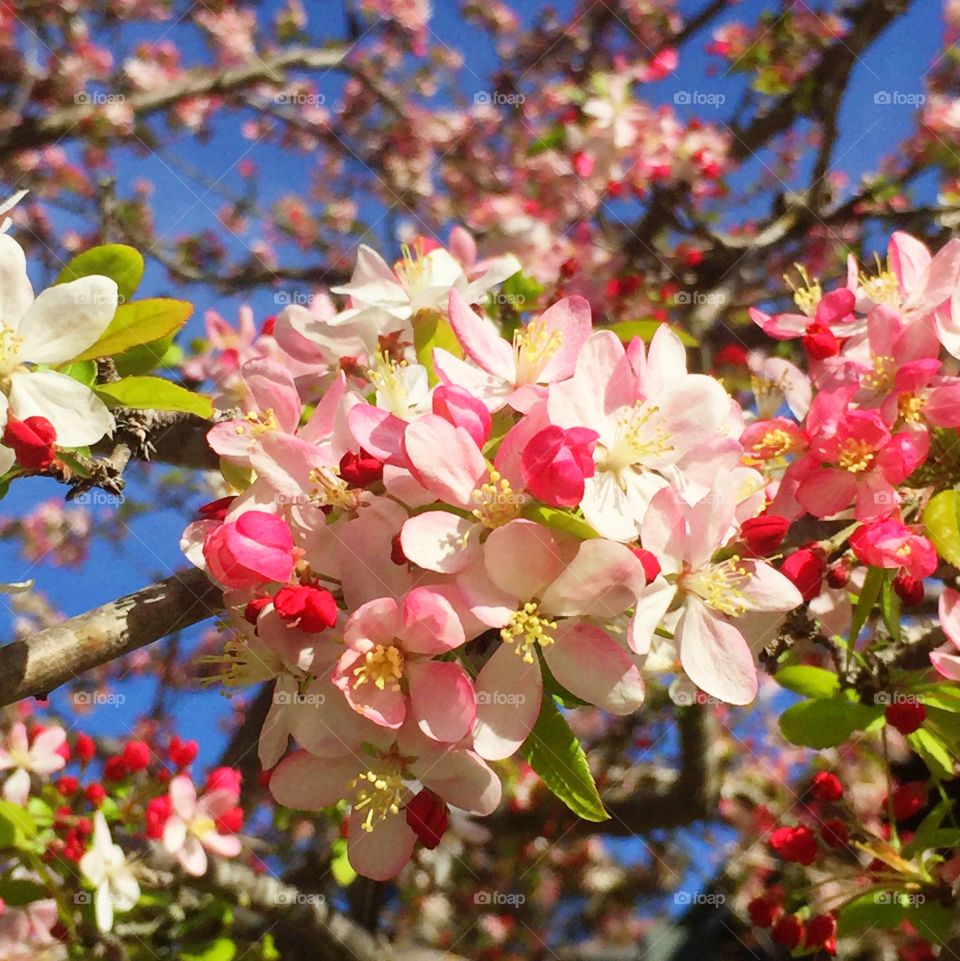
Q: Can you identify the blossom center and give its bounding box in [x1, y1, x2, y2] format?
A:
[898, 392, 926, 424]
[785, 265, 821, 316]
[234, 408, 278, 437]
[471, 469, 523, 528]
[680, 557, 750, 618]
[859, 266, 900, 306]
[837, 437, 875, 473]
[0, 323, 23, 378]
[598, 401, 673, 477]
[513, 319, 562, 384]
[862, 355, 895, 392]
[501, 602, 557, 663]
[368, 350, 412, 419]
[309, 466, 362, 511]
[350, 762, 406, 833]
[352, 644, 405, 691]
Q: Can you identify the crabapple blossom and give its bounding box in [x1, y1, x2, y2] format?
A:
[79, 813, 140, 932]
[161, 774, 243, 876]
[0, 724, 66, 805]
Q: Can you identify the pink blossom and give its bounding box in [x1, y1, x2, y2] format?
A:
[161, 774, 243, 876]
[932, 589, 960, 681]
[202, 512, 295, 589]
[849, 518, 937, 580]
[333, 588, 475, 742]
[520, 424, 599, 507]
[0, 724, 66, 805]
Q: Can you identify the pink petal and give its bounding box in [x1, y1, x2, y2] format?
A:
[400, 511, 479, 574]
[242, 359, 301, 433]
[543, 621, 645, 714]
[346, 404, 408, 467]
[536, 296, 593, 383]
[628, 579, 677, 655]
[347, 809, 416, 881]
[447, 287, 515, 379]
[270, 751, 358, 810]
[344, 597, 403, 647]
[473, 644, 542, 760]
[403, 413, 487, 507]
[413, 747, 502, 815]
[795, 468, 858, 518]
[407, 660, 476, 742]
[482, 519, 568, 601]
[939, 588, 960, 650]
[402, 587, 466, 654]
[540, 539, 646, 617]
[677, 598, 758, 705]
[889, 231, 932, 294]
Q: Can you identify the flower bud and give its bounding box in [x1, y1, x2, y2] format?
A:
[273, 584, 338, 633]
[769, 825, 818, 865]
[405, 788, 449, 849]
[780, 547, 825, 602]
[339, 449, 383, 488]
[3, 416, 56, 470]
[740, 514, 789, 556]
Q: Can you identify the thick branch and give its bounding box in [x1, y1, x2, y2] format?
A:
[0, 568, 221, 706]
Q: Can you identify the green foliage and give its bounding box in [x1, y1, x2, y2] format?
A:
[94, 376, 213, 418]
[521, 697, 608, 822]
[773, 665, 840, 699]
[923, 489, 960, 567]
[72, 299, 193, 363]
[412, 307, 462, 385]
[56, 244, 144, 303]
[608, 319, 697, 347]
[521, 504, 600, 541]
[779, 698, 883, 749]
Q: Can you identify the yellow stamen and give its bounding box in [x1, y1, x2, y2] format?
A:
[501, 602, 557, 664]
[837, 437, 875, 473]
[309, 466, 362, 511]
[681, 556, 750, 618]
[350, 764, 405, 833]
[898, 392, 926, 424]
[513, 319, 562, 384]
[784, 264, 821, 317]
[352, 644, 405, 691]
[471, 469, 523, 529]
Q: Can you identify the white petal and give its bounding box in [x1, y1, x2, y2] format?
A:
[9, 370, 114, 446]
[0, 235, 33, 330]
[18, 276, 118, 364]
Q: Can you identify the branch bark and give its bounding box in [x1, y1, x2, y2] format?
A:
[0, 568, 221, 706]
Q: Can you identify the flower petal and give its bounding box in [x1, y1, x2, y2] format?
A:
[9, 370, 113, 447]
[407, 660, 476, 742]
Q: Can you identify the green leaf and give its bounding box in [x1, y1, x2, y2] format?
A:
[779, 698, 883, 749]
[94, 376, 213, 418]
[412, 308, 463, 385]
[774, 665, 840, 699]
[848, 565, 884, 643]
[608, 319, 697, 347]
[520, 697, 608, 822]
[56, 244, 144, 303]
[330, 837, 356, 887]
[182, 939, 237, 961]
[72, 298, 193, 362]
[522, 504, 600, 541]
[838, 891, 949, 939]
[0, 879, 48, 906]
[923, 489, 960, 567]
[113, 335, 176, 377]
[908, 729, 955, 780]
[880, 570, 901, 643]
[59, 359, 97, 387]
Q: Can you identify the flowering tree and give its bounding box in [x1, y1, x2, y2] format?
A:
[3, 0, 960, 959]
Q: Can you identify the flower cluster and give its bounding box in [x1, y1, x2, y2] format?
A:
[184, 235, 807, 879]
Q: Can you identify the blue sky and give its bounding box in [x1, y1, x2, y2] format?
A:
[0, 0, 948, 766]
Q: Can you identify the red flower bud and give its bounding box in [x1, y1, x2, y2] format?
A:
[885, 701, 926, 735]
[820, 817, 849, 849]
[122, 740, 151, 772]
[893, 572, 924, 607]
[810, 771, 843, 802]
[205, 767, 242, 795]
[747, 897, 781, 928]
[215, 805, 244, 834]
[2, 416, 57, 470]
[85, 783, 106, 807]
[771, 914, 805, 950]
[740, 514, 789, 556]
[167, 736, 198, 768]
[273, 584, 338, 633]
[803, 321, 840, 360]
[890, 782, 927, 822]
[769, 825, 818, 865]
[145, 795, 172, 840]
[405, 788, 449, 850]
[103, 757, 128, 781]
[780, 547, 825, 602]
[244, 596, 271, 625]
[75, 733, 96, 763]
[805, 913, 837, 955]
[630, 548, 662, 582]
[338, 449, 383, 488]
[56, 776, 79, 796]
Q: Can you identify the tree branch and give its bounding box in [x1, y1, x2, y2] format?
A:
[0, 568, 221, 706]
